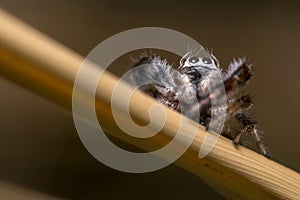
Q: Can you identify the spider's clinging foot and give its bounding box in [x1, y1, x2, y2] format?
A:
[234, 113, 271, 158]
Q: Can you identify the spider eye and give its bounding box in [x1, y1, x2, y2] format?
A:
[188, 57, 200, 64]
[202, 57, 213, 65]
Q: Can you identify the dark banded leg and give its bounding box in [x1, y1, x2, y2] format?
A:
[235, 113, 271, 158]
[222, 58, 254, 100]
[140, 84, 180, 110]
[192, 59, 254, 128]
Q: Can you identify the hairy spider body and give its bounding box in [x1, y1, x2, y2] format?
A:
[128, 49, 270, 158]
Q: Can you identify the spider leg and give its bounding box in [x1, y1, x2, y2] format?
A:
[227, 93, 253, 116]
[222, 58, 254, 100]
[130, 51, 154, 68]
[220, 59, 270, 157]
[140, 84, 180, 110]
[235, 113, 271, 158]
[221, 92, 252, 134]
[129, 52, 181, 111]
[190, 87, 253, 131]
[190, 59, 254, 128]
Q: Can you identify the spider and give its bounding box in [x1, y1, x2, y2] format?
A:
[128, 48, 271, 158]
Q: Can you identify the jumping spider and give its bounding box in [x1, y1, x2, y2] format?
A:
[128, 48, 271, 158]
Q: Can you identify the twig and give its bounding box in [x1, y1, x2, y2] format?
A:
[0, 9, 299, 200]
[0, 180, 61, 200]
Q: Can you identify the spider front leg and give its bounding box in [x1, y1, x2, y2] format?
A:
[222, 58, 254, 100]
[129, 52, 182, 111]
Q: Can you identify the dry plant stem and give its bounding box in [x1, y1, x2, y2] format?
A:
[0, 180, 61, 200]
[0, 9, 299, 200]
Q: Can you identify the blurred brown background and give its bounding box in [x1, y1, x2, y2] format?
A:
[0, 0, 299, 199]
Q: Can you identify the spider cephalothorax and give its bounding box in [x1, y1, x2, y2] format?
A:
[128, 48, 270, 158]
